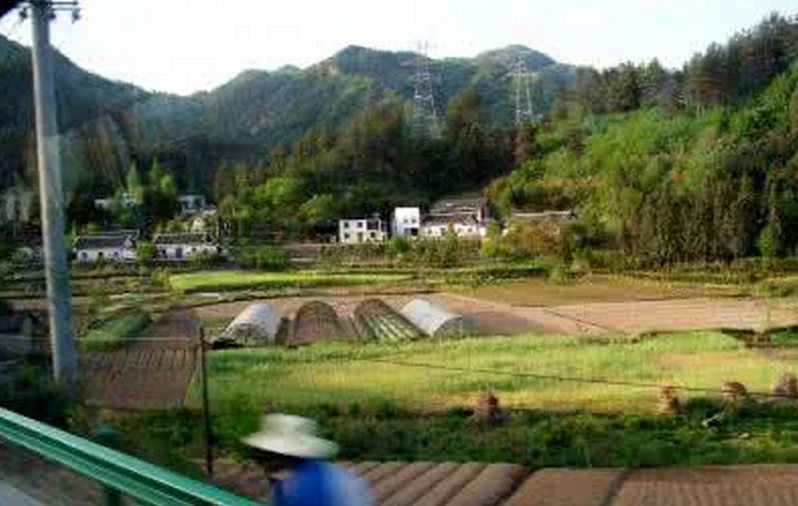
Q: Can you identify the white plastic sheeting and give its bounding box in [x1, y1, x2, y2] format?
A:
[401, 299, 476, 338]
[214, 302, 281, 348]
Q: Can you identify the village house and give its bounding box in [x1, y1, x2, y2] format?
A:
[0, 186, 34, 223]
[421, 196, 490, 240]
[153, 233, 219, 260]
[338, 217, 387, 244]
[74, 231, 138, 263]
[421, 215, 487, 239]
[392, 207, 421, 238]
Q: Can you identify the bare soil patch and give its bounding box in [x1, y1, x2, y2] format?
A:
[459, 276, 743, 307]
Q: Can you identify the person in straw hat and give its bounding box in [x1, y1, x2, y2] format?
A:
[244, 413, 373, 506]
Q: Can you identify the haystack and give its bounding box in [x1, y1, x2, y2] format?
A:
[468, 390, 509, 428]
[657, 385, 681, 416]
[722, 381, 750, 405]
[771, 372, 798, 399]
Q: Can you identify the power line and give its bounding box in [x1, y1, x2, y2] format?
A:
[361, 356, 797, 401]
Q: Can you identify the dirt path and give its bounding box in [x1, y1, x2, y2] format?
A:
[80, 311, 201, 410]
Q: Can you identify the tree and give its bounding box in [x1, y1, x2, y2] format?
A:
[606, 63, 642, 112]
[136, 242, 155, 264]
[126, 163, 144, 205]
[514, 122, 542, 166]
[571, 67, 607, 115]
[640, 59, 670, 108]
[141, 158, 179, 231]
[729, 174, 758, 258]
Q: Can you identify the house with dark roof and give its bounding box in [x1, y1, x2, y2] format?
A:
[421, 195, 490, 240]
[74, 232, 137, 263]
[153, 233, 219, 260]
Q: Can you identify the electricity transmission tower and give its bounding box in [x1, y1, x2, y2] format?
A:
[408, 43, 441, 139]
[20, 0, 81, 387]
[510, 56, 536, 124]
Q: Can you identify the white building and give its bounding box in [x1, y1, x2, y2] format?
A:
[0, 186, 34, 223]
[421, 196, 490, 240]
[178, 195, 207, 216]
[338, 218, 387, 244]
[421, 216, 488, 240]
[74, 233, 137, 263]
[94, 192, 137, 212]
[392, 207, 421, 238]
[153, 233, 219, 260]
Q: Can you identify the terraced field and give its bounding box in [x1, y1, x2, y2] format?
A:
[80, 311, 201, 409]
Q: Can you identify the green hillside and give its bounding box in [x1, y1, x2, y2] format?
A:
[491, 14, 798, 263]
[0, 36, 573, 196]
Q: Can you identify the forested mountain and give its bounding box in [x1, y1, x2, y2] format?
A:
[0, 36, 573, 195]
[0, 33, 146, 189]
[490, 14, 798, 263]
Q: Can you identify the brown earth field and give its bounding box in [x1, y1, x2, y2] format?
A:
[80, 311, 201, 409]
[195, 288, 798, 340]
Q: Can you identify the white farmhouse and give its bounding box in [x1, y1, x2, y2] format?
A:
[338, 217, 386, 244]
[421, 216, 487, 240]
[74, 233, 137, 263]
[153, 233, 219, 260]
[0, 186, 34, 223]
[392, 207, 421, 238]
[421, 196, 490, 240]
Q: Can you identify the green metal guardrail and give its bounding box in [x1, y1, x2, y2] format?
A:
[0, 407, 264, 506]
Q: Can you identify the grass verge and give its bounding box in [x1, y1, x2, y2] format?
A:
[169, 270, 413, 293]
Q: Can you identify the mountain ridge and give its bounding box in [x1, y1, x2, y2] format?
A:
[0, 35, 574, 193]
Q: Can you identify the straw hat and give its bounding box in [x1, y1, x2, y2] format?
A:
[242, 414, 339, 459]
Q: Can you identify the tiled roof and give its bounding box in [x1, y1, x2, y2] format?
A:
[430, 196, 487, 215]
[74, 235, 134, 250]
[422, 214, 482, 227]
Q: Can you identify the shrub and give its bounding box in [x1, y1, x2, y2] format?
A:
[190, 251, 223, 269]
[136, 242, 155, 264]
[236, 245, 288, 270]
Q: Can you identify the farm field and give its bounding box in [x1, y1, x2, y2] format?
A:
[168, 270, 414, 293]
[456, 275, 746, 307]
[197, 331, 794, 413]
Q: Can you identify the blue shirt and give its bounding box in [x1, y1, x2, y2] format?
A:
[272, 460, 373, 506]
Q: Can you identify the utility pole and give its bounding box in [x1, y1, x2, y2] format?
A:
[29, 0, 80, 386]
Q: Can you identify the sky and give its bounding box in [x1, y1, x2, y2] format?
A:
[1, 0, 796, 95]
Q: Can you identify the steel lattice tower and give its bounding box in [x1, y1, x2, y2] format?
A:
[510, 57, 536, 124]
[409, 43, 441, 139]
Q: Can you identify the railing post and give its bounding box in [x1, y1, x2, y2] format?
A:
[200, 327, 214, 479]
[94, 425, 122, 506]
